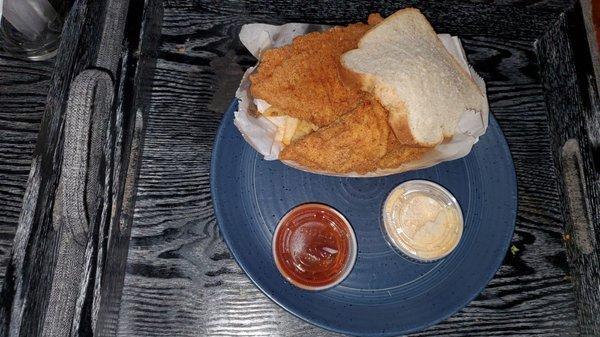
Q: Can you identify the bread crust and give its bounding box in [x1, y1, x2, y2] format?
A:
[341, 8, 484, 147]
[387, 105, 421, 146]
[340, 59, 424, 147]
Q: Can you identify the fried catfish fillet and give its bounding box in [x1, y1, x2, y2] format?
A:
[377, 132, 429, 169]
[279, 98, 389, 174]
[250, 15, 383, 127]
[250, 13, 428, 174]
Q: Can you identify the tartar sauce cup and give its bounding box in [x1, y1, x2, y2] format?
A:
[382, 180, 463, 262]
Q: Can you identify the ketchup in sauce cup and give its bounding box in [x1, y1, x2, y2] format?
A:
[272, 203, 357, 291]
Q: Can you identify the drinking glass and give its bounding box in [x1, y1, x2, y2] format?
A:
[0, 0, 68, 60]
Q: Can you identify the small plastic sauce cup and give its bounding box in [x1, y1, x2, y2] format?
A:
[382, 180, 463, 262]
[273, 203, 357, 291]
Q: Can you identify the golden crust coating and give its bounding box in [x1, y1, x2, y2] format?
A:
[377, 132, 429, 169]
[250, 21, 374, 127]
[279, 97, 390, 174]
[250, 13, 428, 174]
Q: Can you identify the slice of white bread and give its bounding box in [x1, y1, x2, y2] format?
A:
[341, 8, 486, 147]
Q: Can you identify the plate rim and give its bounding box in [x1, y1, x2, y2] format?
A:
[210, 100, 518, 336]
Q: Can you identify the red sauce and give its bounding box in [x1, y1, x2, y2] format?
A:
[273, 203, 356, 290]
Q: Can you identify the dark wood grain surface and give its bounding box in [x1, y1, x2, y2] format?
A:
[537, 2, 600, 334]
[0, 0, 155, 335]
[114, 1, 584, 336]
[0, 1, 123, 334]
[0, 54, 53, 289]
[1, 0, 596, 336]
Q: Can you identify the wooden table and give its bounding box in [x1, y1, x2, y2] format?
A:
[0, 55, 52, 287]
[1, 1, 598, 336]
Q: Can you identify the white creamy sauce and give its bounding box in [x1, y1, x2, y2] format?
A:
[383, 185, 463, 261]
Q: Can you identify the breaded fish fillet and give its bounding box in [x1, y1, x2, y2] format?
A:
[250, 15, 383, 127]
[279, 98, 389, 174]
[250, 13, 428, 174]
[378, 132, 429, 169]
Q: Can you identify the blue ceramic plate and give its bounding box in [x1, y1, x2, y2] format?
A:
[211, 101, 517, 336]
